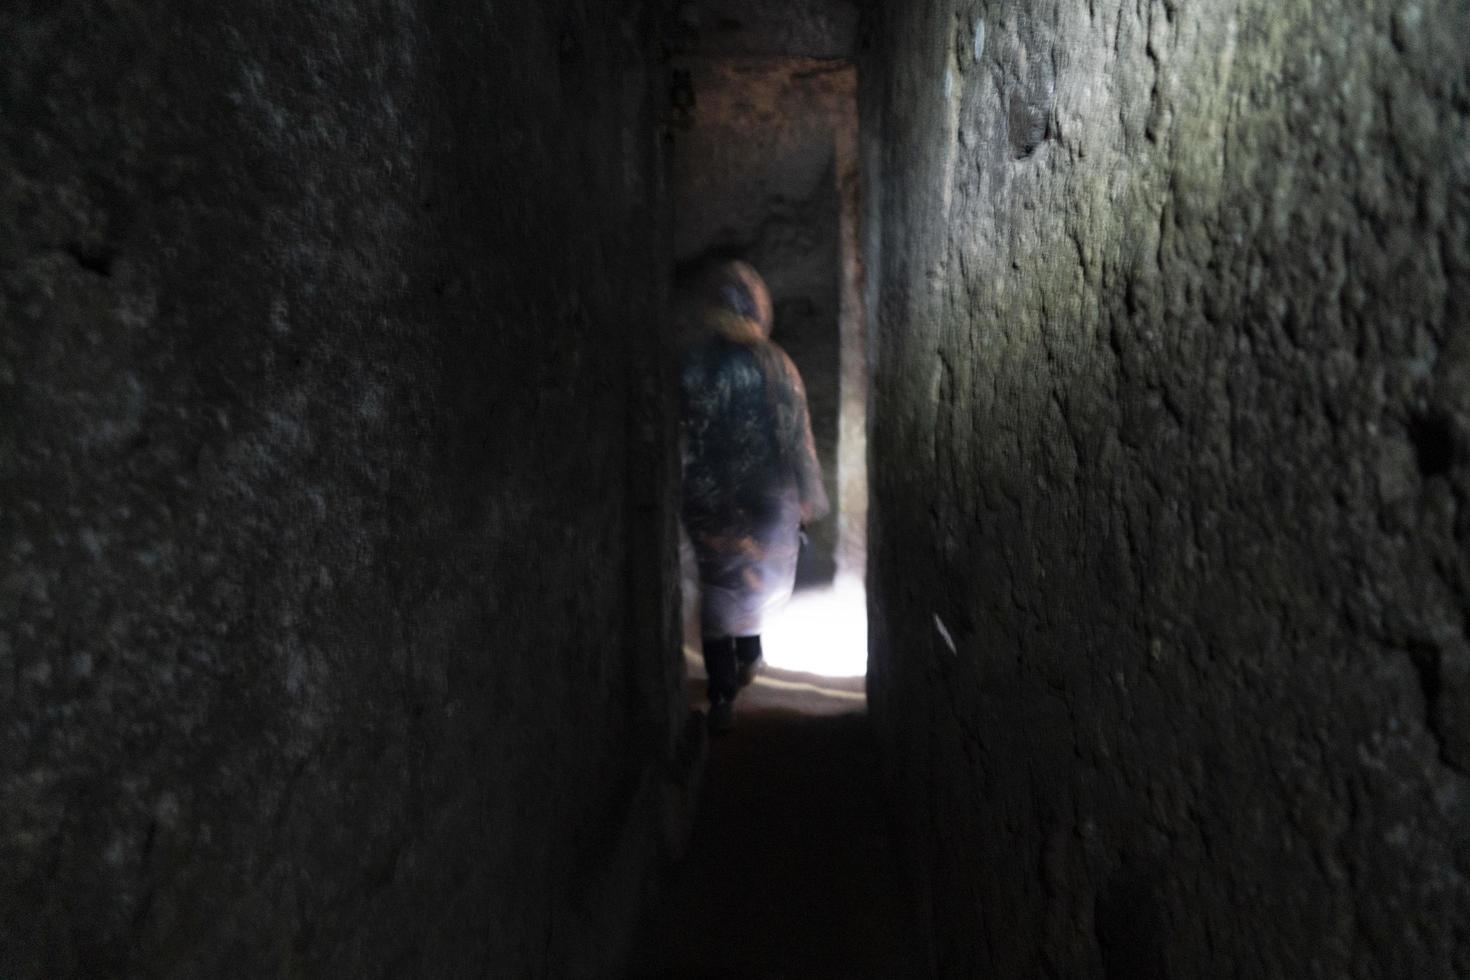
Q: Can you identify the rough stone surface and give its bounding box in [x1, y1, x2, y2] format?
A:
[671, 0, 859, 60]
[863, 0, 1470, 976]
[0, 2, 683, 977]
[672, 56, 857, 586]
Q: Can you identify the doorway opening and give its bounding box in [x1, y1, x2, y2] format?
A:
[669, 4, 867, 684]
[633, 11, 917, 975]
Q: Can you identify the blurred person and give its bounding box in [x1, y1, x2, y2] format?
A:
[677, 260, 828, 733]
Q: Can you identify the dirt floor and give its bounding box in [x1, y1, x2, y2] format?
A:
[626, 658, 918, 978]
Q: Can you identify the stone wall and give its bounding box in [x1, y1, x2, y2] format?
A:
[863, 0, 1470, 975]
[672, 0, 858, 59]
[0, 2, 682, 976]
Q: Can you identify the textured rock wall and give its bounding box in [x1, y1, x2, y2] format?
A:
[672, 0, 858, 59]
[863, 0, 1470, 975]
[1, 2, 682, 977]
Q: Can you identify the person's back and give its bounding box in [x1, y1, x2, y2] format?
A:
[677, 262, 827, 733]
[681, 317, 789, 538]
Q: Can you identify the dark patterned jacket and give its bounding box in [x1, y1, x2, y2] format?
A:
[679, 310, 827, 636]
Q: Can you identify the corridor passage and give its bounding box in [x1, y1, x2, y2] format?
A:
[627, 659, 914, 979]
[6, 0, 1469, 976]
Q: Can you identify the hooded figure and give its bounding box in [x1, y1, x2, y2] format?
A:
[678, 260, 828, 731]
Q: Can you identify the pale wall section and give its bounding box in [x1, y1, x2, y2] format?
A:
[0, 2, 682, 977]
[863, 0, 1470, 975]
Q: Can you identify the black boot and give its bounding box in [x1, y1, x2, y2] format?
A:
[735, 635, 764, 688]
[701, 635, 738, 733]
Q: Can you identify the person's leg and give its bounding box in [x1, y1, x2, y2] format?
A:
[702, 634, 738, 734]
[701, 634, 739, 705]
[735, 634, 763, 687]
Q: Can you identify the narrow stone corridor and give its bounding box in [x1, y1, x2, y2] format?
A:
[4, 0, 1468, 977]
[628, 667, 912, 979]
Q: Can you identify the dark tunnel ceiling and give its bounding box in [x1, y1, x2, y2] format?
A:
[672, 0, 858, 59]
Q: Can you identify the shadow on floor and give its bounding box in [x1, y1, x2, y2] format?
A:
[626, 665, 917, 978]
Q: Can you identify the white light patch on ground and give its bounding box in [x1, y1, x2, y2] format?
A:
[760, 574, 868, 678]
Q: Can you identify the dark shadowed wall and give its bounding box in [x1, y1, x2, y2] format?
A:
[0, 2, 682, 976]
[863, 0, 1470, 976]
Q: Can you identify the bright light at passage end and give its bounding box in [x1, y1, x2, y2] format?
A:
[760, 575, 868, 678]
